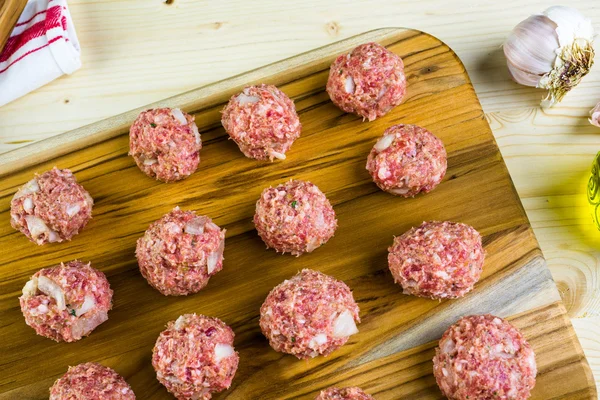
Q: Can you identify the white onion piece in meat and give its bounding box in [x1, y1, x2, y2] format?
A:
[22, 277, 38, 297]
[390, 187, 410, 195]
[70, 311, 108, 338]
[192, 123, 201, 146]
[374, 134, 395, 152]
[306, 237, 320, 253]
[24, 215, 49, 239]
[184, 217, 208, 235]
[66, 204, 80, 217]
[309, 333, 328, 349]
[74, 295, 96, 317]
[48, 230, 61, 243]
[174, 315, 186, 330]
[214, 343, 235, 363]
[23, 197, 34, 213]
[13, 179, 39, 200]
[143, 158, 158, 166]
[171, 108, 187, 125]
[267, 149, 286, 160]
[332, 309, 358, 338]
[207, 238, 225, 274]
[377, 86, 388, 100]
[237, 93, 260, 105]
[204, 221, 220, 232]
[345, 76, 356, 94]
[37, 276, 66, 310]
[440, 338, 455, 354]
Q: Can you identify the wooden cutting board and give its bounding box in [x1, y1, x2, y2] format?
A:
[0, 28, 596, 399]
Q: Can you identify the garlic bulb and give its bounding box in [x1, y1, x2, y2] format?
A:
[504, 6, 595, 107]
[590, 101, 600, 128]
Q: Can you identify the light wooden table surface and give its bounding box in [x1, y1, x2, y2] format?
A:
[1, 0, 599, 391]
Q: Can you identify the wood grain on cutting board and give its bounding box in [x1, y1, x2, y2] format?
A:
[0, 29, 595, 399]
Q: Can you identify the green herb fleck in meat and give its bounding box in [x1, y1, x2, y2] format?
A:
[291, 201, 297, 208]
[150, 123, 157, 128]
[69, 309, 76, 317]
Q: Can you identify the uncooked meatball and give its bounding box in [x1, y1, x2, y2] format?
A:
[221, 84, 301, 161]
[254, 180, 337, 256]
[326, 42, 406, 121]
[315, 386, 374, 400]
[366, 124, 447, 197]
[388, 221, 485, 299]
[152, 314, 239, 400]
[433, 314, 537, 400]
[10, 167, 93, 245]
[20, 260, 112, 342]
[260, 269, 360, 359]
[129, 107, 201, 182]
[50, 362, 135, 399]
[136, 207, 226, 296]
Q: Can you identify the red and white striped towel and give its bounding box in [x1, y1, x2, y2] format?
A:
[0, 0, 81, 107]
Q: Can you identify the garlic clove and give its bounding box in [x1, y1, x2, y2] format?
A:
[544, 6, 594, 47]
[504, 6, 595, 107]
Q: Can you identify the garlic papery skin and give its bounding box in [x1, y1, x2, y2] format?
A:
[504, 6, 595, 107]
[590, 101, 600, 128]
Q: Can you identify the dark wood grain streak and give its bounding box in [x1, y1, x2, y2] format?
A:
[0, 29, 595, 399]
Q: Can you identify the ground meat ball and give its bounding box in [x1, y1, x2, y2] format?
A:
[152, 314, 239, 400]
[315, 387, 374, 400]
[136, 207, 226, 296]
[10, 167, 93, 245]
[20, 261, 112, 342]
[433, 315, 537, 400]
[254, 180, 337, 256]
[129, 107, 201, 182]
[50, 362, 135, 400]
[326, 42, 406, 121]
[388, 221, 484, 299]
[260, 269, 360, 359]
[221, 84, 301, 161]
[366, 124, 447, 197]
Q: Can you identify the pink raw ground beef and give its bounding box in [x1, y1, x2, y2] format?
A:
[152, 314, 239, 400]
[366, 124, 447, 197]
[10, 167, 93, 245]
[221, 84, 301, 161]
[433, 314, 537, 400]
[50, 362, 135, 400]
[315, 386, 374, 400]
[253, 180, 337, 256]
[136, 207, 226, 296]
[129, 107, 201, 182]
[260, 269, 360, 359]
[20, 261, 112, 342]
[388, 221, 484, 299]
[326, 42, 406, 121]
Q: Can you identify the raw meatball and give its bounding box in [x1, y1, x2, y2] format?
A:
[152, 314, 239, 400]
[20, 261, 112, 342]
[315, 387, 374, 400]
[388, 221, 484, 299]
[136, 207, 226, 296]
[10, 167, 93, 245]
[129, 107, 201, 182]
[254, 180, 337, 256]
[366, 124, 447, 197]
[50, 362, 135, 400]
[221, 84, 301, 161]
[326, 42, 406, 121]
[260, 269, 360, 359]
[433, 314, 537, 400]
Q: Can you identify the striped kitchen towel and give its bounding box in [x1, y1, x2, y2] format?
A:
[0, 0, 81, 107]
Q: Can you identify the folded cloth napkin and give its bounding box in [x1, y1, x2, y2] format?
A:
[0, 0, 81, 107]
